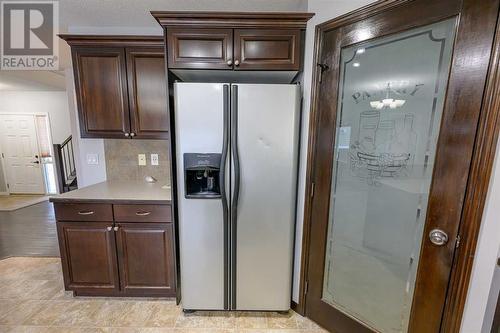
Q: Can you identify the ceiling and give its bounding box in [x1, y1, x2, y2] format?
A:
[0, 0, 308, 91]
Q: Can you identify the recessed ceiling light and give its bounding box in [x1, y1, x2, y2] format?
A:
[356, 48, 365, 54]
[353, 62, 360, 67]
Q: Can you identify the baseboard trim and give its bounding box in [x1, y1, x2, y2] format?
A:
[291, 300, 305, 315]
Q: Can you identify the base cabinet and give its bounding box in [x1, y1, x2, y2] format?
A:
[58, 222, 120, 295]
[116, 223, 175, 296]
[55, 203, 175, 297]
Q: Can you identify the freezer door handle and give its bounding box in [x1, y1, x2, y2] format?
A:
[221, 84, 230, 310]
[230, 84, 240, 309]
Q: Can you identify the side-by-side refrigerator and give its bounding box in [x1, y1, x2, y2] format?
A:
[174, 82, 300, 311]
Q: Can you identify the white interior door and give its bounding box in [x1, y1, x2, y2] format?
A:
[0, 115, 45, 194]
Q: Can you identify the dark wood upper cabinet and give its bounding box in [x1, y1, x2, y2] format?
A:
[115, 223, 175, 296]
[57, 222, 119, 295]
[152, 12, 314, 71]
[60, 35, 169, 139]
[72, 48, 130, 138]
[234, 29, 300, 70]
[167, 28, 233, 69]
[126, 47, 169, 139]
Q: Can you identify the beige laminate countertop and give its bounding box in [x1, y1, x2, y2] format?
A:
[49, 181, 172, 204]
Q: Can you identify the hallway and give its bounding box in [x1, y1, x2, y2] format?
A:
[0, 201, 58, 259]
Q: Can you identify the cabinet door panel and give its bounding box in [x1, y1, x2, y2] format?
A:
[116, 223, 175, 296]
[234, 29, 300, 70]
[167, 28, 233, 69]
[57, 222, 119, 295]
[126, 48, 169, 139]
[72, 47, 130, 138]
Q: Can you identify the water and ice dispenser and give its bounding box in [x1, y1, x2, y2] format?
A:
[183, 153, 221, 199]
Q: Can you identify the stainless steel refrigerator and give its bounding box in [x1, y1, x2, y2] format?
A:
[174, 82, 300, 311]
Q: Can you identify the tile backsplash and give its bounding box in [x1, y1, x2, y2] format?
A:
[104, 139, 170, 185]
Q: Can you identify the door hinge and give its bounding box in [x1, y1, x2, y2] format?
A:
[455, 235, 461, 249]
[317, 63, 329, 83]
[310, 182, 315, 198]
[304, 280, 309, 295]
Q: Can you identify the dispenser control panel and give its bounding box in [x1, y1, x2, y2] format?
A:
[184, 153, 222, 199]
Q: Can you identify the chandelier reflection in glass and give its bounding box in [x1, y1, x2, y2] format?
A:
[370, 83, 406, 109]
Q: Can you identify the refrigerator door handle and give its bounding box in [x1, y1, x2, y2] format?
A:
[221, 84, 230, 310]
[230, 84, 240, 309]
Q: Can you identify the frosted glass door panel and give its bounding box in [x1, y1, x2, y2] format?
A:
[322, 18, 457, 333]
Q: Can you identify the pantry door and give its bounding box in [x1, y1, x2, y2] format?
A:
[304, 0, 499, 332]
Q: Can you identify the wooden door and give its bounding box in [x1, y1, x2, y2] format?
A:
[115, 223, 175, 296]
[0, 114, 45, 194]
[233, 29, 300, 70]
[126, 48, 169, 139]
[166, 28, 233, 69]
[57, 222, 119, 295]
[72, 47, 131, 139]
[303, 0, 499, 332]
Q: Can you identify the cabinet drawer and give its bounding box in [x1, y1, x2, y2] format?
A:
[113, 204, 172, 223]
[54, 203, 114, 221]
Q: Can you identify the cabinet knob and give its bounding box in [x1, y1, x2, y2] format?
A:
[234, 60, 240, 66]
[114, 226, 119, 231]
[227, 60, 233, 66]
[106, 226, 112, 231]
[130, 132, 136, 137]
[124, 133, 130, 137]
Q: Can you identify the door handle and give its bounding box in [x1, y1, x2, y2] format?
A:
[31, 161, 40, 164]
[221, 84, 230, 310]
[429, 229, 448, 246]
[230, 84, 240, 308]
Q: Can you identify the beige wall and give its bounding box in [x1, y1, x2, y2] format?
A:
[104, 139, 170, 186]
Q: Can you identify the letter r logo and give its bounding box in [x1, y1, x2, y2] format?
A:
[1, 1, 54, 55]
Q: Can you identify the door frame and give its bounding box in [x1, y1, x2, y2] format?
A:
[0, 112, 56, 195]
[295, 0, 500, 332]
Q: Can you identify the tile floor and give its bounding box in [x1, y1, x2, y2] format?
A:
[0, 257, 327, 333]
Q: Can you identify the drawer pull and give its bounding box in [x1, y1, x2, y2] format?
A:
[78, 211, 94, 215]
[136, 211, 152, 216]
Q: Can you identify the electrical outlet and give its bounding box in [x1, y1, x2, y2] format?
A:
[86, 153, 98, 165]
[151, 153, 159, 166]
[138, 154, 146, 166]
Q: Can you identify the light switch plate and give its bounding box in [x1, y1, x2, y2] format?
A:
[151, 153, 159, 166]
[86, 153, 98, 165]
[138, 154, 146, 166]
